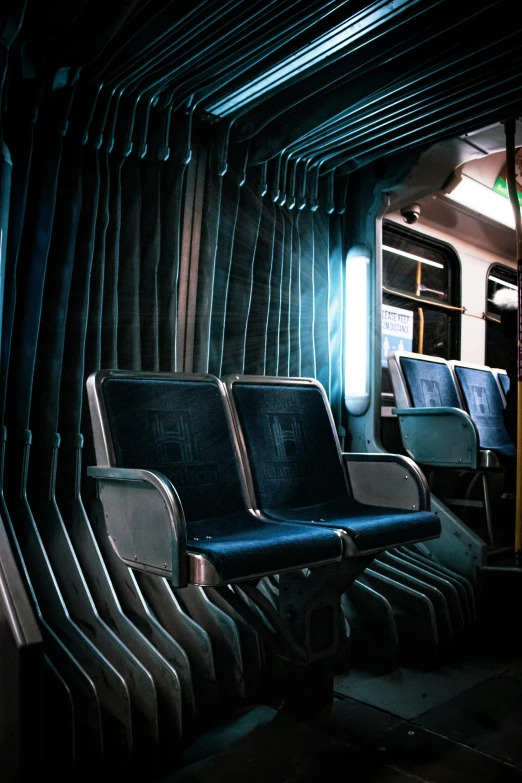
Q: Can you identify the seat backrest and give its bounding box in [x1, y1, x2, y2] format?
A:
[451, 362, 515, 456]
[390, 352, 461, 409]
[226, 377, 347, 510]
[90, 372, 247, 522]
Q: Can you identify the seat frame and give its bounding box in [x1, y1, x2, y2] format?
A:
[87, 370, 341, 588]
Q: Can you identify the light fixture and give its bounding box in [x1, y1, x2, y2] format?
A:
[382, 245, 444, 269]
[207, 0, 415, 117]
[446, 174, 520, 229]
[489, 274, 517, 291]
[345, 244, 371, 416]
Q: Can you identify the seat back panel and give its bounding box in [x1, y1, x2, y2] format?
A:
[231, 382, 346, 509]
[453, 365, 514, 454]
[102, 376, 245, 521]
[400, 357, 461, 409]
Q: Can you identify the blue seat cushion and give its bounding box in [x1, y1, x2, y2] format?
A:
[187, 512, 342, 581]
[454, 366, 516, 458]
[262, 497, 440, 553]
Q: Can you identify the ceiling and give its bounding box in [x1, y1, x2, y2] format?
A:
[2, 0, 522, 187]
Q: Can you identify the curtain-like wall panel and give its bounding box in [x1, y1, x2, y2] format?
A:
[191, 156, 344, 423]
[0, 90, 345, 773]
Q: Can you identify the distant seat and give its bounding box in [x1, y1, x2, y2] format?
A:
[388, 351, 515, 470]
[451, 361, 515, 459]
[387, 351, 514, 548]
[224, 375, 440, 557]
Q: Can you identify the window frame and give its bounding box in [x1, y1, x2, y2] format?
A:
[484, 262, 517, 323]
[382, 220, 462, 361]
[484, 262, 517, 371]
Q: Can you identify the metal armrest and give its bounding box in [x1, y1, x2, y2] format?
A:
[342, 452, 429, 511]
[87, 466, 187, 587]
[392, 407, 479, 469]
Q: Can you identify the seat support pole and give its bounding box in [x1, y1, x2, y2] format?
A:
[279, 558, 371, 712]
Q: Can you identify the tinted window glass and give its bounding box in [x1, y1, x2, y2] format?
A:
[381, 223, 460, 396]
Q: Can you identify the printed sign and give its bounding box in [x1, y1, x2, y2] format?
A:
[382, 304, 413, 366]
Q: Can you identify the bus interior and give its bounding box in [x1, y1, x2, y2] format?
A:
[1, 2, 522, 781]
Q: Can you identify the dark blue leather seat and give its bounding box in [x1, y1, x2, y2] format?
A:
[453, 365, 515, 458]
[100, 375, 342, 582]
[262, 497, 439, 553]
[187, 511, 342, 582]
[228, 380, 440, 554]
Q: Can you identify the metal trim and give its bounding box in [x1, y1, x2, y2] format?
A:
[479, 449, 503, 470]
[87, 466, 188, 587]
[187, 551, 342, 586]
[342, 451, 430, 510]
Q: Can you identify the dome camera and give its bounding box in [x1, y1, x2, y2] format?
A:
[400, 203, 421, 224]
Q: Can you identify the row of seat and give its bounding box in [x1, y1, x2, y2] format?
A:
[87, 371, 440, 703]
[88, 372, 440, 587]
[388, 352, 514, 547]
[388, 352, 515, 469]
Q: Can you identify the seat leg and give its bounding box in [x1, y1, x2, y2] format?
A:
[278, 563, 341, 710]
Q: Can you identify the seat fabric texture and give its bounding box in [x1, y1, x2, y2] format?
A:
[400, 357, 460, 408]
[102, 377, 342, 579]
[262, 497, 439, 552]
[187, 511, 341, 581]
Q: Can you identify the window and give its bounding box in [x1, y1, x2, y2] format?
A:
[485, 263, 517, 370]
[381, 222, 461, 397]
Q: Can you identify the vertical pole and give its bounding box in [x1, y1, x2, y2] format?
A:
[416, 260, 424, 354]
[504, 119, 522, 561]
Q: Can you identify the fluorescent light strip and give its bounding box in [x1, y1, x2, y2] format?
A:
[345, 245, 371, 415]
[446, 174, 518, 229]
[382, 244, 444, 269]
[208, 0, 415, 117]
[489, 274, 517, 291]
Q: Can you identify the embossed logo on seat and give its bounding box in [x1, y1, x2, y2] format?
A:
[271, 413, 306, 459]
[420, 378, 442, 407]
[148, 410, 220, 485]
[471, 385, 490, 416]
[150, 410, 196, 462]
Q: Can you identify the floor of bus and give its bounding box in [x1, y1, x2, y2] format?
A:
[167, 649, 522, 783]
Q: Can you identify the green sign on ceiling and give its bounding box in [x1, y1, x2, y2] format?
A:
[493, 176, 522, 206]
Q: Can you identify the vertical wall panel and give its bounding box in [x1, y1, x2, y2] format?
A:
[189, 162, 344, 422]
